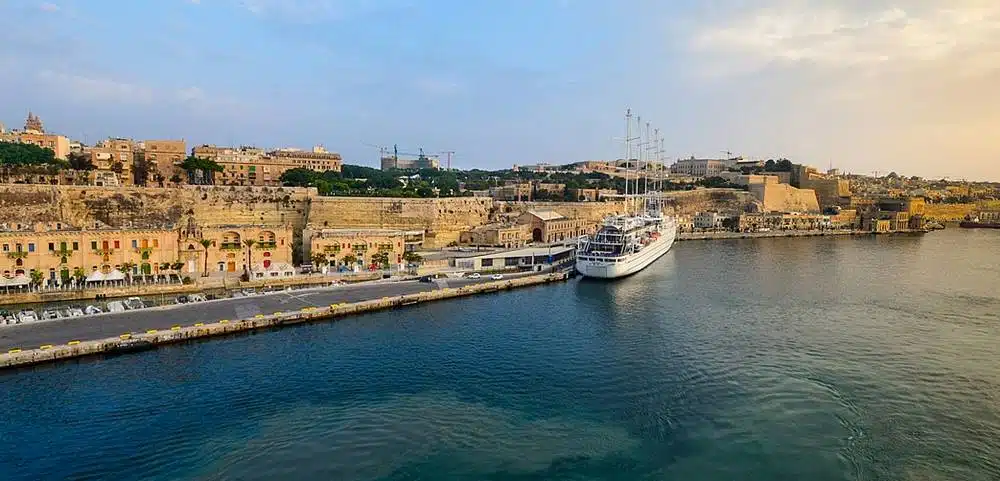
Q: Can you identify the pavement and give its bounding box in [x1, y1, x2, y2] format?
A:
[0, 272, 539, 351]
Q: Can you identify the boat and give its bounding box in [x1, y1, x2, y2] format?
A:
[960, 212, 1000, 229]
[41, 309, 61, 321]
[17, 310, 39, 323]
[188, 294, 207, 303]
[576, 109, 678, 279]
[84, 305, 104, 315]
[65, 307, 85, 318]
[1, 311, 15, 325]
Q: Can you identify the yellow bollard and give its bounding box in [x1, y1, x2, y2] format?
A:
[8, 348, 21, 354]
[193, 323, 204, 327]
[171, 325, 181, 331]
[40, 344, 53, 350]
[255, 314, 264, 318]
[67, 340, 80, 346]
[119, 334, 131, 340]
[220, 320, 229, 324]
[146, 330, 157, 334]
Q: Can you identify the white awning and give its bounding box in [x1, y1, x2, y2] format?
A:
[104, 270, 126, 281]
[86, 271, 106, 282]
[5, 274, 30, 287]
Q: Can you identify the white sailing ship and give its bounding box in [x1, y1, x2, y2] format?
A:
[576, 109, 677, 279]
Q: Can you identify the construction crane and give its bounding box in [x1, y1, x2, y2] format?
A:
[436, 151, 455, 170]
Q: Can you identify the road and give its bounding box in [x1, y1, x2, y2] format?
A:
[0, 274, 534, 351]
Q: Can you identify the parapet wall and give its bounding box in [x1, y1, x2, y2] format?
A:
[0, 185, 316, 230]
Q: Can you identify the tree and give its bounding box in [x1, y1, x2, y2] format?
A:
[120, 262, 136, 282]
[0, 141, 61, 167]
[67, 152, 96, 171]
[72, 267, 86, 285]
[310, 252, 328, 268]
[199, 239, 213, 277]
[280, 168, 318, 187]
[170, 173, 182, 184]
[370, 251, 389, 269]
[342, 253, 357, 268]
[29, 270, 43, 288]
[402, 251, 422, 264]
[181, 155, 224, 185]
[133, 157, 154, 185]
[243, 239, 255, 275]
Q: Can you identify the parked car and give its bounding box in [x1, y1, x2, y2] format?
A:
[490, 274, 504, 280]
[466, 273, 481, 279]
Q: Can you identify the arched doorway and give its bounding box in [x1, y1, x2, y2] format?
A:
[532, 228, 543, 242]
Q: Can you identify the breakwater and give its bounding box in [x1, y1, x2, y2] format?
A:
[0, 272, 569, 370]
[676, 229, 927, 241]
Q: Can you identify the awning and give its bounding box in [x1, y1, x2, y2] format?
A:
[86, 271, 106, 282]
[104, 270, 126, 281]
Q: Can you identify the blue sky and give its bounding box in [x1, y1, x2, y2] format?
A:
[1, 0, 998, 180]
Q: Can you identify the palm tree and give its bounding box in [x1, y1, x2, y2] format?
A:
[199, 239, 213, 277]
[243, 239, 255, 275]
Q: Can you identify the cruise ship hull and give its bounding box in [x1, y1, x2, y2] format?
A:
[576, 230, 675, 279]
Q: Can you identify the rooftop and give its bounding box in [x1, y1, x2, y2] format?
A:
[525, 209, 566, 221]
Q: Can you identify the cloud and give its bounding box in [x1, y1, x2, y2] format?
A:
[36, 70, 155, 104]
[236, 0, 412, 23]
[673, 1, 1000, 180]
[689, 1, 1000, 77]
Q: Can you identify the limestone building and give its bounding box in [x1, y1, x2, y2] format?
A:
[193, 145, 342, 186]
[88, 138, 135, 185]
[0, 112, 70, 160]
[0, 221, 294, 288]
[143, 139, 187, 183]
[301, 227, 406, 271]
[516, 209, 596, 243]
[459, 223, 530, 248]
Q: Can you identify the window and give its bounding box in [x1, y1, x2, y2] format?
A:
[153, 239, 159, 248]
[2, 244, 7, 252]
[72, 242, 78, 250]
[28, 243, 34, 252]
[132, 239, 138, 249]
[114, 240, 120, 249]
[48, 242, 55, 251]
[60, 241, 67, 251]
[91, 241, 98, 250]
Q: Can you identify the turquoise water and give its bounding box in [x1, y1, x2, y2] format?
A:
[2, 229, 999, 480]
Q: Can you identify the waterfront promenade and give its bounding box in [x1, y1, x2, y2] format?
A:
[0, 273, 534, 353]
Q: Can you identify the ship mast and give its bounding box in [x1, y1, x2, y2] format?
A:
[623, 109, 632, 214]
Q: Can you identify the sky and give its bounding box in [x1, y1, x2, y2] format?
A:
[0, 0, 998, 181]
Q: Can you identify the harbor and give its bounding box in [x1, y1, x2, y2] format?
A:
[0, 269, 569, 369]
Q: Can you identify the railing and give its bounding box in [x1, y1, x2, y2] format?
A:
[255, 242, 277, 249]
[219, 243, 242, 250]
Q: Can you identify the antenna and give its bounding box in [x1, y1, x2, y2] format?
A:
[438, 150, 455, 170]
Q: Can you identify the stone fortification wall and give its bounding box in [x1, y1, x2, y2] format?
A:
[748, 183, 821, 213]
[662, 189, 756, 215]
[0, 185, 315, 230]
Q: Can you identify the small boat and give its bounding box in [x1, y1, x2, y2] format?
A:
[175, 295, 190, 304]
[66, 307, 85, 318]
[17, 310, 39, 323]
[0, 311, 15, 325]
[41, 310, 61, 321]
[188, 294, 207, 303]
[124, 297, 146, 310]
[84, 305, 104, 315]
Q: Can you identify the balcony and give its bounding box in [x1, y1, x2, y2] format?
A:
[255, 242, 277, 249]
[219, 243, 243, 250]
